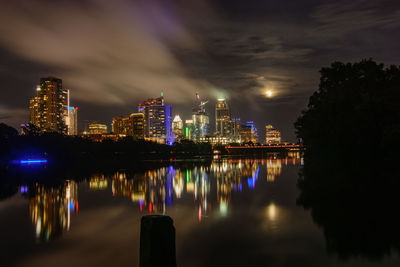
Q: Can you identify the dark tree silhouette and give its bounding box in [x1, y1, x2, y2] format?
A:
[295, 60, 400, 261]
[295, 59, 400, 160]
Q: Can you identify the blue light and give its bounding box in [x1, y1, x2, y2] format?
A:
[20, 160, 48, 164]
[66, 106, 74, 110]
[20, 185, 28, 193]
[248, 178, 255, 189]
[69, 202, 74, 211]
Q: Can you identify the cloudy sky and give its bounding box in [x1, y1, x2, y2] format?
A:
[0, 0, 399, 141]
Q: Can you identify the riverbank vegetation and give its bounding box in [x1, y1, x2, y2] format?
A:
[0, 123, 212, 168]
[295, 59, 400, 260]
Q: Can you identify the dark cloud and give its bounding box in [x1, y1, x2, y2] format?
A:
[0, 0, 399, 141]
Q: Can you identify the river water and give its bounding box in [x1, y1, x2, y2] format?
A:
[1, 156, 399, 267]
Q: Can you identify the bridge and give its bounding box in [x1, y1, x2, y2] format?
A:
[225, 144, 303, 155]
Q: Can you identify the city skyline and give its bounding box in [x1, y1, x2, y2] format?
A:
[25, 77, 284, 144]
[1, 1, 399, 142]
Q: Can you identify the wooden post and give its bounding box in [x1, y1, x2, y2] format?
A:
[140, 215, 176, 267]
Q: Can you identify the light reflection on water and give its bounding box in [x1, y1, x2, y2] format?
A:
[3, 153, 400, 267]
[24, 156, 301, 242]
[28, 181, 78, 242]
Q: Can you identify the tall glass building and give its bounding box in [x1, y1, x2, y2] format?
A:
[138, 94, 173, 144]
[65, 106, 78, 135]
[215, 98, 231, 137]
[29, 77, 67, 134]
[192, 93, 209, 141]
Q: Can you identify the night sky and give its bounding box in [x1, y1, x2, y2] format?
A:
[1, 0, 400, 141]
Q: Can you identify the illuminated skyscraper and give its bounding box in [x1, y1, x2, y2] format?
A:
[63, 90, 78, 135]
[172, 115, 183, 139]
[112, 113, 144, 139]
[65, 106, 78, 135]
[29, 77, 67, 134]
[239, 121, 258, 143]
[215, 98, 231, 137]
[265, 124, 281, 144]
[138, 93, 173, 144]
[29, 89, 40, 126]
[230, 117, 241, 142]
[192, 92, 209, 141]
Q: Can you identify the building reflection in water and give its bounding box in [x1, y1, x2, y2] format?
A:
[24, 155, 302, 242]
[110, 155, 301, 222]
[89, 174, 108, 191]
[28, 180, 78, 242]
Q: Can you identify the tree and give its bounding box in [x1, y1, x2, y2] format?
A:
[0, 123, 18, 140]
[295, 59, 400, 160]
[0, 123, 18, 161]
[295, 60, 400, 260]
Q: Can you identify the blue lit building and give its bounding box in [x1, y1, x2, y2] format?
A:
[138, 93, 174, 145]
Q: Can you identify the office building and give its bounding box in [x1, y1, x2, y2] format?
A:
[138, 93, 173, 144]
[265, 125, 281, 144]
[29, 93, 40, 127]
[112, 113, 144, 139]
[172, 115, 183, 139]
[215, 98, 232, 137]
[231, 117, 241, 142]
[88, 123, 108, 135]
[65, 106, 78, 135]
[239, 121, 258, 143]
[192, 92, 209, 141]
[29, 77, 67, 134]
[63, 89, 78, 135]
[184, 119, 194, 140]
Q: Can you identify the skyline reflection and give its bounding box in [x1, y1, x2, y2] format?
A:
[28, 180, 78, 242]
[20, 156, 301, 241]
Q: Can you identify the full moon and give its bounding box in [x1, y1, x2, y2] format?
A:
[266, 90, 273, 97]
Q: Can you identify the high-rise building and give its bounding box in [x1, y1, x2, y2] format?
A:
[265, 125, 281, 144]
[231, 117, 241, 142]
[138, 93, 173, 144]
[29, 90, 40, 126]
[29, 77, 67, 134]
[192, 113, 209, 141]
[63, 89, 78, 135]
[112, 113, 144, 139]
[65, 107, 78, 135]
[88, 123, 108, 134]
[215, 98, 231, 137]
[131, 113, 145, 139]
[192, 93, 209, 141]
[239, 125, 252, 143]
[184, 119, 194, 140]
[172, 115, 183, 139]
[239, 121, 258, 143]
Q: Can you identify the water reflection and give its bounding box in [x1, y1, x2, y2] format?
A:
[15, 156, 301, 242]
[28, 180, 78, 242]
[89, 174, 108, 190]
[109, 157, 301, 219]
[297, 154, 400, 260]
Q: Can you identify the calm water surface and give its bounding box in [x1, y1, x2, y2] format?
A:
[1, 157, 399, 267]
